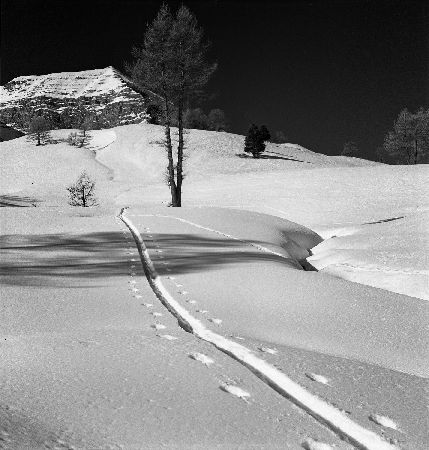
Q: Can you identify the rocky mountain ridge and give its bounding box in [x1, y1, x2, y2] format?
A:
[0, 66, 160, 132]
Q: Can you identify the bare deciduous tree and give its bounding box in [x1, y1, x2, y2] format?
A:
[383, 107, 429, 164]
[27, 116, 52, 146]
[67, 172, 98, 207]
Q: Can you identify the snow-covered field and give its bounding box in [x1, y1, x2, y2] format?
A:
[1, 124, 428, 449]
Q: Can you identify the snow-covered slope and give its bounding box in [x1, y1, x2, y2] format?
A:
[1, 123, 427, 300]
[1, 124, 428, 449]
[0, 67, 159, 131]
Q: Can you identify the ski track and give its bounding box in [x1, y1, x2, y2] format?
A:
[119, 208, 399, 450]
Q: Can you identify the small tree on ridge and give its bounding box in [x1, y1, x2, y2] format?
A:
[27, 116, 52, 146]
[342, 141, 359, 157]
[67, 172, 98, 207]
[383, 107, 429, 164]
[244, 124, 270, 158]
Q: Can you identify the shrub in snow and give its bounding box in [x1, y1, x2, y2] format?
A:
[67, 172, 98, 207]
[26, 116, 52, 146]
[67, 132, 79, 146]
[244, 124, 271, 158]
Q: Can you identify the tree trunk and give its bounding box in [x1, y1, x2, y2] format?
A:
[164, 99, 178, 206]
[176, 99, 184, 207]
[37, 133, 41, 146]
[82, 187, 86, 207]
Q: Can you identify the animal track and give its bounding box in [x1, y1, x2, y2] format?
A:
[159, 335, 178, 341]
[189, 352, 214, 366]
[369, 414, 398, 430]
[305, 373, 330, 386]
[301, 438, 334, 450]
[209, 318, 222, 325]
[259, 346, 278, 355]
[221, 384, 250, 402]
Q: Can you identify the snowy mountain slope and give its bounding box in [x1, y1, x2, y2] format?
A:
[0, 129, 117, 206]
[0, 67, 159, 131]
[1, 123, 427, 299]
[1, 125, 428, 449]
[94, 124, 428, 300]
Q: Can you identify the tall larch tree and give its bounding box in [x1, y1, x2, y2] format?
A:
[127, 4, 216, 206]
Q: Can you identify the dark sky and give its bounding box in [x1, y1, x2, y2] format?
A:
[1, 0, 428, 159]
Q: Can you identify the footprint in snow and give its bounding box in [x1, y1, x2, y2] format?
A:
[259, 346, 278, 355]
[159, 334, 178, 341]
[152, 324, 167, 330]
[168, 276, 176, 280]
[209, 318, 222, 325]
[151, 312, 163, 317]
[369, 414, 398, 430]
[305, 373, 330, 386]
[142, 303, 153, 308]
[221, 384, 250, 402]
[156, 250, 163, 253]
[132, 288, 139, 293]
[179, 291, 188, 295]
[129, 280, 137, 284]
[189, 352, 214, 366]
[197, 310, 208, 314]
[187, 300, 197, 304]
[134, 295, 142, 299]
[175, 283, 183, 287]
[301, 438, 334, 450]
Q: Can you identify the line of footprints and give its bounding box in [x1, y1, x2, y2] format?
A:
[118, 219, 400, 450]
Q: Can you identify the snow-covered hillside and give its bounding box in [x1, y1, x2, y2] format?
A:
[1, 123, 427, 300]
[1, 124, 428, 449]
[0, 67, 159, 131]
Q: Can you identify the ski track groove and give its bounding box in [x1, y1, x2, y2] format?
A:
[119, 208, 399, 450]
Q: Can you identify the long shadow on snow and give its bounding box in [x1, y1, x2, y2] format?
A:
[0, 232, 303, 287]
[0, 194, 40, 207]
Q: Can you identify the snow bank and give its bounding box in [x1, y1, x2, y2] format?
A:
[120, 208, 399, 450]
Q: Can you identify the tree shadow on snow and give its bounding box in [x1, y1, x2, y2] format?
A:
[235, 152, 310, 163]
[0, 194, 40, 207]
[0, 231, 305, 287]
